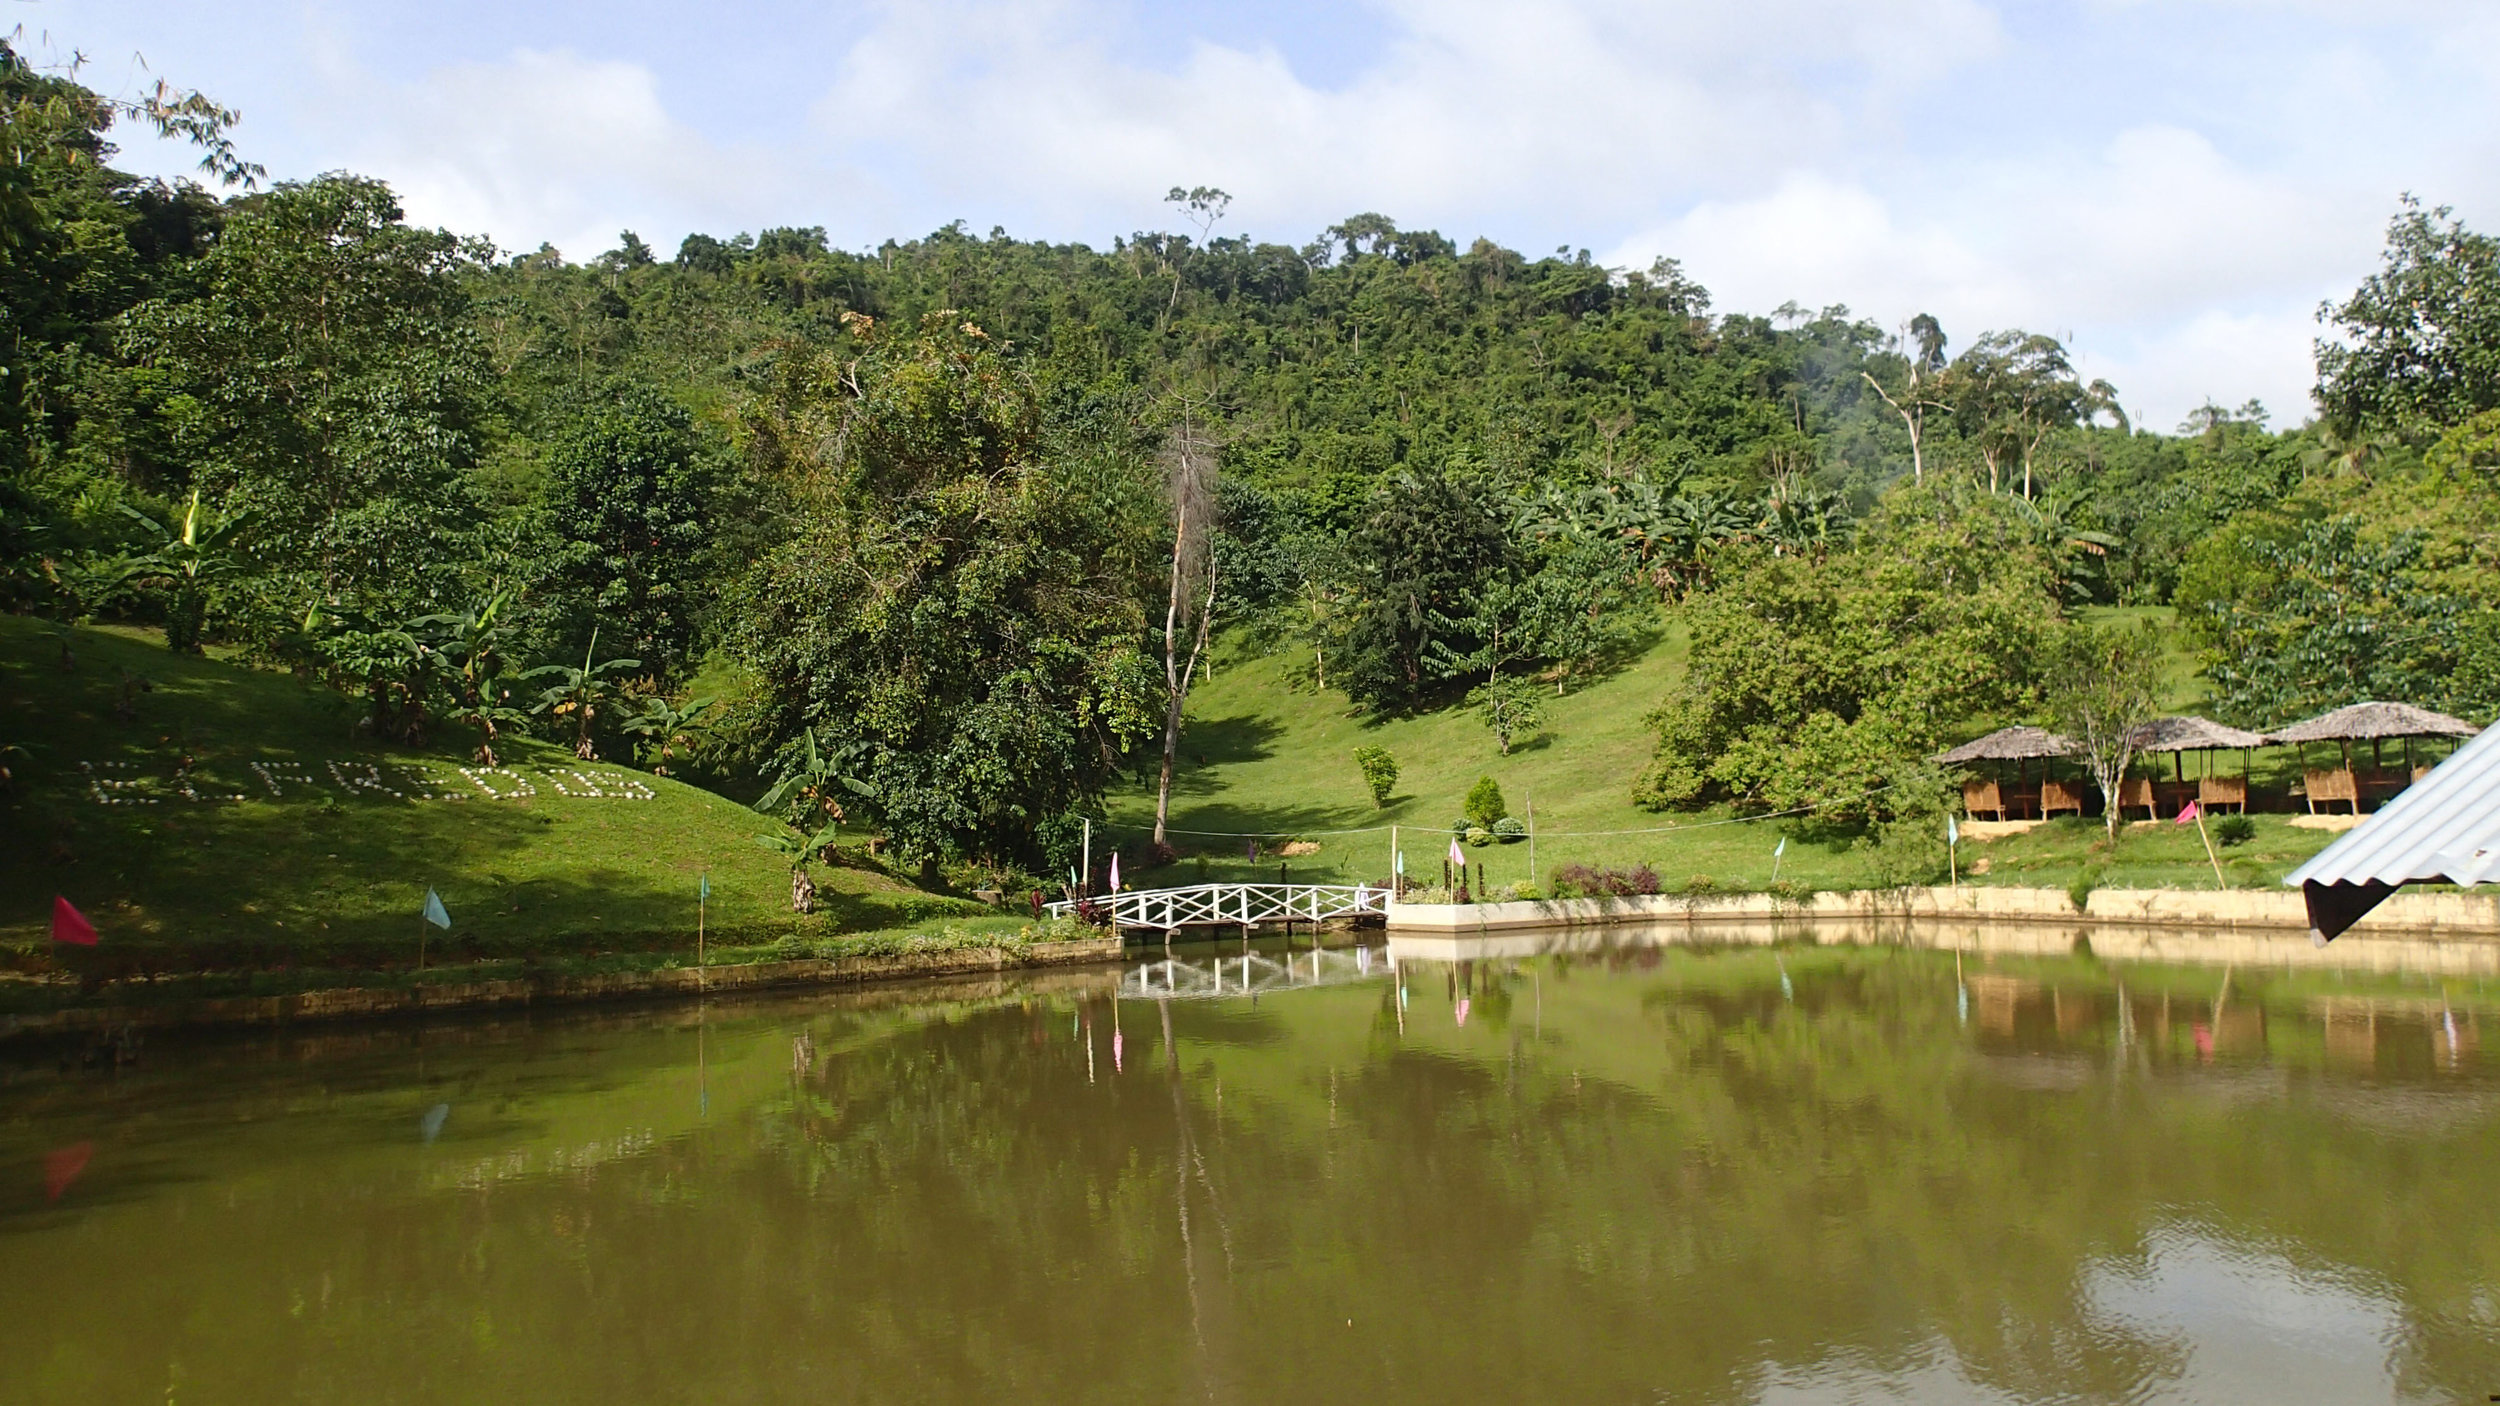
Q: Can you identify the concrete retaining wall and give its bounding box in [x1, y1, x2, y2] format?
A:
[1386, 885, 2500, 938]
[0, 937, 1122, 1040]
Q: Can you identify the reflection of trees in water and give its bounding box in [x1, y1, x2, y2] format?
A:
[741, 948, 2500, 1403]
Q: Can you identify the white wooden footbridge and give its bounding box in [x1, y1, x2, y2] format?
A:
[1120, 943, 1389, 1001]
[1043, 882, 1389, 935]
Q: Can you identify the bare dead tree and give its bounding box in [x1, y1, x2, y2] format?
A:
[1861, 313, 1948, 485]
[1153, 401, 1221, 848]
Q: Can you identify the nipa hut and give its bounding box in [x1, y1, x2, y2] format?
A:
[1933, 726, 2078, 820]
[2266, 702, 2481, 815]
[2122, 715, 2265, 818]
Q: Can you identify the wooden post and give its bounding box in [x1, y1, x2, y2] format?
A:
[1082, 818, 1092, 898]
[1526, 797, 1535, 891]
[1390, 824, 1399, 903]
[697, 873, 707, 991]
[418, 911, 427, 973]
[2194, 807, 2227, 889]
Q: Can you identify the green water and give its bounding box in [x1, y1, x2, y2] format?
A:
[5, 938, 2498, 1404]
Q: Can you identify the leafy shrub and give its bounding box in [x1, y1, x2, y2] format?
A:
[1353, 745, 1399, 807]
[1491, 815, 1527, 841]
[1764, 879, 1816, 908]
[2068, 864, 2103, 913]
[1464, 775, 1507, 829]
[1683, 874, 1716, 896]
[1464, 825, 1494, 847]
[1549, 863, 1663, 899]
[2212, 813, 2257, 846]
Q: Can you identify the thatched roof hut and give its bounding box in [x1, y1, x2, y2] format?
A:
[1933, 726, 2075, 765]
[2267, 702, 2480, 745]
[2131, 716, 2265, 753]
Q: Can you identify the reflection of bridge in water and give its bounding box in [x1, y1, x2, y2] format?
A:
[1047, 883, 1388, 934]
[1119, 944, 1389, 1000]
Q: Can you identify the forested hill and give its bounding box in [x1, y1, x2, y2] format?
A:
[6, 41, 2498, 892]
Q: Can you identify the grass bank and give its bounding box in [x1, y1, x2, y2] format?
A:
[1102, 612, 2339, 898]
[0, 617, 983, 983]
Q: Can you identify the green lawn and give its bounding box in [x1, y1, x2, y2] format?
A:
[1104, 609, 2340, 897]
[0, 617, 976, 978]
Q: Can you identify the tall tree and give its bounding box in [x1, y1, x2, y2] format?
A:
[1860, 314, 1947, 486]
[541, 385, 720, 676]
[732, 311, 1163, 866]
[2047, 621, 2163, 839]
[2316, 198, 2500, 437]
[1151, 401, 1219, 849]
[120, 175, 490, 623]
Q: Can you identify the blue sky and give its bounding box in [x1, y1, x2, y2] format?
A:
[30, 0, 2500, 428]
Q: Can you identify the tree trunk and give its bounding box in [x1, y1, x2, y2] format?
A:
[1152, 516, 1218, 849]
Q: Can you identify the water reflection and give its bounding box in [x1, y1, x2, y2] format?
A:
[3, 932, 2497, 1404]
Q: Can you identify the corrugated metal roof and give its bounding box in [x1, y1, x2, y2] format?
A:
[2286, 720, 2500, 938]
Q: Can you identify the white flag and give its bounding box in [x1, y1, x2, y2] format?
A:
[1947, 814, 1960, 846]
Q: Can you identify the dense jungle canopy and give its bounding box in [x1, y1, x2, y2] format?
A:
[5, 43, 2497, 878]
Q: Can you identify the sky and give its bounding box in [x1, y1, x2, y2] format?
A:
[24, 0, 2500, 431]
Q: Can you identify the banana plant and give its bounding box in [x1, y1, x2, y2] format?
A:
[310, 608, 436, 743]
[118, 488, 255, 654]
[527, 628, 642, 760]
[753, 820, 842, 913]
[753, 727, 875, 831]
[415, 591, 531, 765]
[623, 693, 717, 775]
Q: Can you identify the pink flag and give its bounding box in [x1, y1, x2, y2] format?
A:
[1112, 1029, 1124, 1072]
[50, 896, 97, 946]
[45, 1142, 94, 1201]
[1447, 837, 1465, 868]
[2175, 800, 2201, 825]
[1108, 853, 1122, 893]
[1456, 997, 1471, 1027]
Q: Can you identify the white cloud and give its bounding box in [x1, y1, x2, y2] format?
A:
[337, 49, 789, 261]
[809, 0, 2006, 240]
[1603, 123, 2386, 425]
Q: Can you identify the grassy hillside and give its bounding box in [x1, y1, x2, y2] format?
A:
[0, 617, 979, 978]
[1105, 607, 2338, 896]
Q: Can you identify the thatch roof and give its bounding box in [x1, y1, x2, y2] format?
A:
[2131, 715, 2266, 753]
[2267, 702, 2481, 745]
[1933, 725, 2076, 764]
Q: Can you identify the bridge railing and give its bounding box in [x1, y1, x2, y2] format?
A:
[1044, 882, 1388, 932]
[1121, 944, 1387, 999]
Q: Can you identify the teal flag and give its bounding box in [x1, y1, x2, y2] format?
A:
[699, 872, 711, 901]
[422, 888, 451, 930]
[1946, 815, 1960, 847]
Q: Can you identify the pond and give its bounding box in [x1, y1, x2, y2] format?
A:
[4, 931, 2497, 1404]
